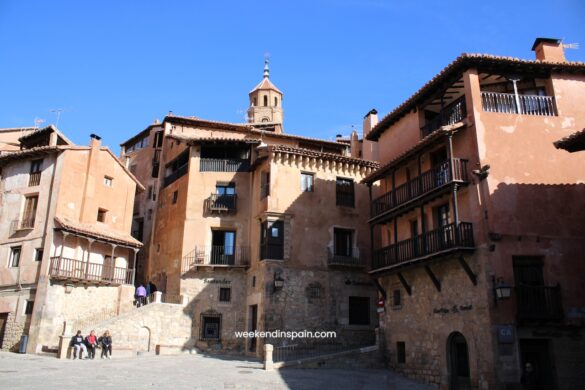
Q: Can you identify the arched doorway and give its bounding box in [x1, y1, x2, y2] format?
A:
[138, 326, 151, 352]
[447, 332, 471, 390]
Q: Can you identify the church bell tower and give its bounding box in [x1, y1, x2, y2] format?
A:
[247, 58, 284, 133]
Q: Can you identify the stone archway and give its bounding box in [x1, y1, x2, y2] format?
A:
[447, 331, 471, 390]
[138, 326, 151, 352]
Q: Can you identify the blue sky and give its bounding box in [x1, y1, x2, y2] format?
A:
[1, 0, 584, 151]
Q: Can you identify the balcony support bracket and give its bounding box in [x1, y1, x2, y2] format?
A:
[372, 278, 387, 300]
[458, 256, 477, 286]
[397, 272, 412, 296]
[425, 265, 441, 292]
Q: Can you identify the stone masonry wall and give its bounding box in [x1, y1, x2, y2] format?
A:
[1, 312, 30, 352]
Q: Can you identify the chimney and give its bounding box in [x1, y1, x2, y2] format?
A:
[89, 133, 102, 149]
[532, 38, 565, 62]
[362, 109, 378, 139]
[350, 130, 360, 158]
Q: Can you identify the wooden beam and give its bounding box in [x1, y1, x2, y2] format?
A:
[458, 256, 477, 286]
[373, 278, 387, 300]
[425, 265, 441, 292]
[397, 272, 412, 296]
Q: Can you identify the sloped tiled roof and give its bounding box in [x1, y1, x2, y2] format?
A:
[368, 53, 585, 141]
[167, 133, 261, 144]
[250, 77, 283, 94]
[54, 216, 142, 248]
[270, 144, 379, 169]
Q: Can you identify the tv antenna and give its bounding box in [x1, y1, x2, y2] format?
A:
[51, 109, 64, 127]
[34, 117, 45, 129]
[562, 43, 580, 50]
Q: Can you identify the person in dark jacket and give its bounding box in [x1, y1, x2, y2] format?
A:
[99, 330, 113, 359]
[85, 330, 99, 359]
[70, 330, 87, 360]
[521, 362, 538, 390]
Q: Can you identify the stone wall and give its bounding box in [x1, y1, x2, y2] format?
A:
[0, 311, 31, 352]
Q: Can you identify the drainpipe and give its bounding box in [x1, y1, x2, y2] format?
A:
[510, 77, 522, 114]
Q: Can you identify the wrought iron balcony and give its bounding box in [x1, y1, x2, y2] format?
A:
[9, 218, 36, 235]
[371, 222, 474, 272]
[517, 284, 563, 322]
[205, 193, 237, 213]
[370, 158, 468, 221]
[327, 247, 363, 267]
[481, 92, 556, 116]
[199, 158, 250, 172]
[182, 245, 250, 272]
[420, 96, 467, 138]
[28, 172, 41, 187]
[49, 257, 134, 285]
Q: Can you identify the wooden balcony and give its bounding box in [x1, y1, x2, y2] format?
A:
[481, 92, 556, 116]
[28, 172, 41, 187]
[182, 245, 250, 273]
[371, 222, 474, 273]
[517, 284, 563, 322]
[370, 158, 468, 223]
[49, 257, 134, 285]
[163, 163, 188, 187]
[421, 96, 467, 138]
[205, 193, 237, 213]
[199, 158, 250, 172]
[327, 247, 364, 268]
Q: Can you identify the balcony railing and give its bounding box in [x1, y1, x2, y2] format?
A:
[182, 245, 250, 272]
[28, 172, 41, 187]
[205, 193, 237, 213]
[163, 163, 188, 187]
[372, 222, 474, 271]
[260, 243, 284, 260]
[199, 158, 250, 172]
[517, 284, 563, 322]
[421, 96, 467, 138]
[327, 247, 363, 267]
[49, 257, 134, 285]
[481, 92, 557, 116]
[9, 218, 35, 235]
[371, 158, 468, 220]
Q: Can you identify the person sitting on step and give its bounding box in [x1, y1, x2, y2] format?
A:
[70, 330, 87, 360]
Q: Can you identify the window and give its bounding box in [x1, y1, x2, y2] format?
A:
[25, 300, 34, 315]
[393, 289, 402, 307]
[263, 95, 268, 107]
[147, 209, 153, 220]
[29, 159, 42, 186]
[348, 296, 370, 325]
[260, 220, 284, 260]
[334, 228, 353, 257]
[153, 131, 163, 148]
[104, 176, 113, 187]
[253, 97, 257, 106]
[274, 97, 278, 107]
[22, 195, 38, 228]
[164, 150, 189, 186]
[396, 342, 406, 363]
[219, 287, 231, 302]
[301, 172, 314, 192]
[252, 276, 256, 287]
[172, 190, 178, 204]
[307, 284, 321, 299]
[147, 186, 153, 200]
[435, 204, 450, 228]
[9, 247, 21, 268]
[97, 208, 107, 223]
[336, 177, 355, 207]
[260, 171, 270, 199]
[211, 230, 236, 265]
[200, 313, 221, 341]
[34, 248, 43, 262]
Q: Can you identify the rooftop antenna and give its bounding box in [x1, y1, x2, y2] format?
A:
[562, 42, 580, 50]
[50, 109, 64, 127]
[34, 117, 45, 129]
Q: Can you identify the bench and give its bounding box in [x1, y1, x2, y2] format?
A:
[155, 344, 183, 356]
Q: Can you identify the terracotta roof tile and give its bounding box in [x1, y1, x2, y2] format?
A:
[270, 145, 379, 169]
[54, 216, 142, 248]
[250, 77, 283, 94]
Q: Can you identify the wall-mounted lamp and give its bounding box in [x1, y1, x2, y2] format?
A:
[492, 276, 512, 305]
[273, 273, 284, 291]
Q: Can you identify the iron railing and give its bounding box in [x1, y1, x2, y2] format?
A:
[370, 159, 468, 219]
[49, 257, 134, 285]
[205, 193, 237, 213]
[273, 341, 368, 363]
[517, 284, 563, 322]
[182, 245, 250, 272]
[481, 92, 556, 116]
[421, 96, 467, 138]
[372, 222, 474, 271]
[327, 247, 363, 267]
[28, 172, 41, 187]
[10, 218, 35, 235]
[199, 158, 250, 172]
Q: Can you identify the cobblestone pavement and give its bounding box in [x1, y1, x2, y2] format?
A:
[0, 351, 436, 390]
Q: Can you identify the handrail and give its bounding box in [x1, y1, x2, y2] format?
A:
[421, 96, 467, 137]
[49, 257, 134, 285]
[199, 158, 250, 172]
[182, 245, 250, 272]
[481, 92, 556, 116]
[327, 247, 363, 267]
[205, 193, 237, 212]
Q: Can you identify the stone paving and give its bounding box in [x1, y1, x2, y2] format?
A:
[0, 351, 436, 390]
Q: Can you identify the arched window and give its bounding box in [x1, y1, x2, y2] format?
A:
[261, 117, 269, 123]
[274, 97, 278, 107]
[263, 95, 268, 107]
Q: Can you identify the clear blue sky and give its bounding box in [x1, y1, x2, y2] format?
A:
[1, 0, 584, 151]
